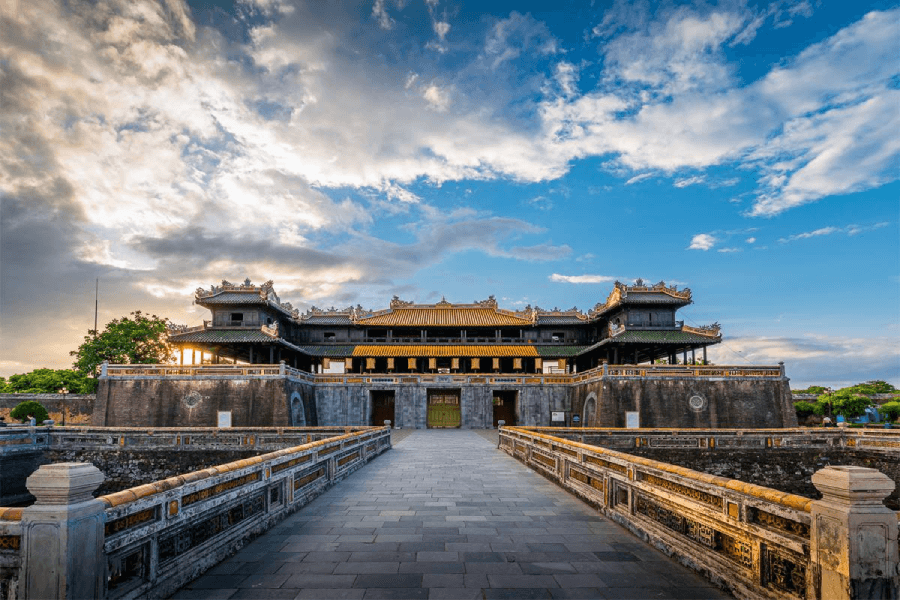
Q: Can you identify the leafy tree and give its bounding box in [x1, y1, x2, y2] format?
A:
[841, 380, 897, 396]
[793, 401, 817, 419]
[10, 400, 50, 424]
[830, 392, 872, 419]
[71, 311, 175, 378]
[793, 385, 828, 395]
[2, 369, 95, 394]
[878, 401, 900, 422]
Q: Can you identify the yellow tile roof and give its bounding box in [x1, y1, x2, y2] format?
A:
[352, 345, 539, 357]
[355, 307, 532, 327]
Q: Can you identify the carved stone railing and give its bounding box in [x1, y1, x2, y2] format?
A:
[500, 427, 899, 600]
[103, 363, 316, 382]
[0, 426, 391, 599]
[528, 426, 900, 458]
[0, 508, 21, 600]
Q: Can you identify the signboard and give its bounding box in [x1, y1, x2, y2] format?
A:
[551, 411, 565, 422]
[217, 411, 232, 428]
[625, 411, 640, 429]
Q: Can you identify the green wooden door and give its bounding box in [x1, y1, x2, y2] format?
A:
[427, 392, 461, 428]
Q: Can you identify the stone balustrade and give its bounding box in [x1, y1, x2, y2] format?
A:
[500, 426, 899, 600]
[0, 426, 391, 599]
[102, 363, 787, 384]
[530, 426, 900, 459]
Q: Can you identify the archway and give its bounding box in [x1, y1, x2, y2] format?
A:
[582, 392, 597, 427]
[290, 392, 306, 426]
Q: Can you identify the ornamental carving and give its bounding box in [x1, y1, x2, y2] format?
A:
[763, 546, 807, 597]
[639, 472, 723, 508]
[749, 508, 810, 538]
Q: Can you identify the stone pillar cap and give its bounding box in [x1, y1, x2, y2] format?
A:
[26, 463, 105, 505]
[812, 465, 895, 505]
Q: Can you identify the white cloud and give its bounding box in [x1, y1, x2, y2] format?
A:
[423, 84, 451, 112]
[707, 335, 900, 388]
[688, 233, 717, 251]
[549, 274, 618, 284]
[717, 247, 740, 253]
[674, 175, 705, 188]
[484, 12, 558, 70]
[625, 173, 653, 185]
[433, 21, 450, 42]
[778, 222, 890, 243]
[745, 237, 756, 244]
[372, 0, 394, 30]
[541, 8, 899, 213]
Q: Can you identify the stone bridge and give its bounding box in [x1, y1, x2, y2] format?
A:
[0, 426, 897, 599]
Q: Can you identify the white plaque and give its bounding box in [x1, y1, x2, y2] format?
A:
[625, 411, 640, 429]
[217, 411, 232, 428]
[551, 411, 565, 421]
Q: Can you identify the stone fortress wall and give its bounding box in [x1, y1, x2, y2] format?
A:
[85, 362, 797, 429]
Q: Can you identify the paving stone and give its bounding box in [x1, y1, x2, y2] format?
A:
[361, 589, 428, 599]
[173, 430, 731, 600]
[295, 590, 365, 599]
[282, 574, 357, 589]
[354, 574, 423, 588]
[425, 588, 482, 599]
[398, 562, 465, 574]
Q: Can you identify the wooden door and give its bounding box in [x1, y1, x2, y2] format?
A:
[427, 391, 461, 428]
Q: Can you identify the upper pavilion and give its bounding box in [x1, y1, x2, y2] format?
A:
[167, 278, 721, 373]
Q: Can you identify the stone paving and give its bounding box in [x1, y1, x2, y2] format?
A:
[173, 430, 731, 600]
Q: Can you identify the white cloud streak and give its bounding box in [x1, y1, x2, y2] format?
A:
[688, 234, 717, 251]
[549, 274, 618, 284]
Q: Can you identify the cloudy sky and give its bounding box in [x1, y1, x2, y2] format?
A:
[1, 0, 897, 388]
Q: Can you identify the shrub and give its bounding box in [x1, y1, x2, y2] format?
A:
[793, 401, 817, 418]
[879, 401, 900, 422]
[10, 401, 50, 424]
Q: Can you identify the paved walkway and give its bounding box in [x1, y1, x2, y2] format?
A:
[174, 430, 731, 599]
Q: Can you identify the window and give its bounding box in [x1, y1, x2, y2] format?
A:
[551, 331, 565, 341]
[229, 312, 243, 325]
[324, 332, 336, 340]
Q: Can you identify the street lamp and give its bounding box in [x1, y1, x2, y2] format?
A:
[59, 386, 68, 426]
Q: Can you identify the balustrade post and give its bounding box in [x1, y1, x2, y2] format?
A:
[810, 466, 899, 600]
[20, 463, 106, 599]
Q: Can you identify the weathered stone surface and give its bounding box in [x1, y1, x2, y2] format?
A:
[811, 466, 899, 600]
[20, 463, 106, 600]
[622, 448, 900, 510]
[0, 393, 95, 426]
[572, 376, 796, 429]
[93, 376, 316, 427]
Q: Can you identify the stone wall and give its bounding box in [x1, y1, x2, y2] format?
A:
[44, 449, 263, 496]
[0, 394, 95, 425]
[93, 376, 316, 427]
[313, 382, 570, 428]
[91, 367, 794, 428]
[573, 376, 796, 428]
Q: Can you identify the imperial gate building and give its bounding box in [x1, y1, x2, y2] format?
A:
[93, 280, 797, 429]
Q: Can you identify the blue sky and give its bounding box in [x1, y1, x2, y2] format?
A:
[1, 0, 897, 388]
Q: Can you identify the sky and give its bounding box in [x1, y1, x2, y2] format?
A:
[0, 0, 898, 389]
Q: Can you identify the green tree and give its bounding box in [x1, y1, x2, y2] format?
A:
[878, 401, 900, 422]
[841, 380, 897, 396]
[10, 400, 50, 424]
[2, 369, 95, 394]
[793, 385, 828, 395]
[793, 401, 817, 419]
[71, 311, 175, 378]
[830, 392, 872, 419]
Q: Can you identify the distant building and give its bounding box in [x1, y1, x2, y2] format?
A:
[167, 278, 722, 373]
[98, 279, 792, 430]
